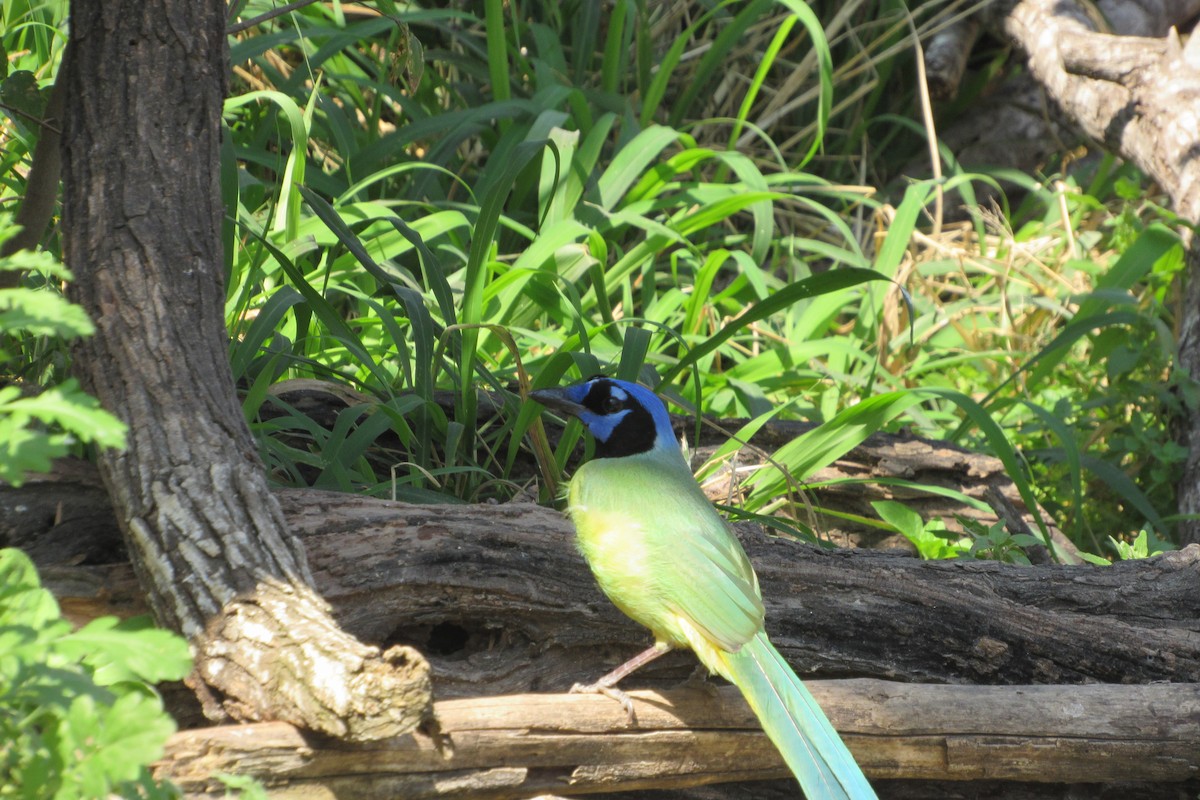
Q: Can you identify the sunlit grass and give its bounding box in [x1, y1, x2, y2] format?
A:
[1, 0, 1188, 558]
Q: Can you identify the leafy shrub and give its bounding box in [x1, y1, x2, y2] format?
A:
[0, 218, 127, 486]
[0, 547, 191, 798]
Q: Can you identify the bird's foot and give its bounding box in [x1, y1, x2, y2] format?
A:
[571, 681, 638, 726]
[678, 663, 720, 697]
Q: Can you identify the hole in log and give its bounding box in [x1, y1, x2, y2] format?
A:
[426, 622, 470, 655]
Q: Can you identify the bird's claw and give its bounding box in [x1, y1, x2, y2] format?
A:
[571, 681, 638, 726]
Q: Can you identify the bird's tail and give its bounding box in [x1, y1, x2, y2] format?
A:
[716, 633, 876, 800]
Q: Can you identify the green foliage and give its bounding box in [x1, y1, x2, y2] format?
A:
[872, 500, 965, 560]
[0, 548, 190, 799]
[960, 519, 1043, 566]
[1108, 528, 1173, 561]
[1, 0, 1194, 558]
[0, 0, 65, 174]
[941, 176, 1190, 551]
[214, 0, 891, 508]
[0, 218, 127, 486]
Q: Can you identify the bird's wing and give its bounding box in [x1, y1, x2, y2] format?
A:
[645, 476, 766, 652]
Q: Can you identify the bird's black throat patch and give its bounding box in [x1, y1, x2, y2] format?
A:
[581, 379, 658, 458]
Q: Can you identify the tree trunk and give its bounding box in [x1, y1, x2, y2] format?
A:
[58, 0, 429, 739]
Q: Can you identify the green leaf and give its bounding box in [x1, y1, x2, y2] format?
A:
[0, 550, 181, 797]
[661, 267, 892, 384]
[0, 549, 66, 635]
[0, 288, 95, 338]
[745, 390, 927, 501]
[0, 70, 47, 138]
[871, 500, 923, 539]
[0, 379, 127, 449]
[873, 500, 963, 560]
[0, 415, 72, 485]
[1074, 225, 1180, 321]
[59, 616, 192, 686]
[60, 691, 177, 794]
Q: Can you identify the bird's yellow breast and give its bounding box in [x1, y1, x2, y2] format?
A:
[568, 458, 685, 646]
[565, 452, 761, 652]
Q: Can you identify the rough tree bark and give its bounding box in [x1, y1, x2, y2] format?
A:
[926, 0, 1200, 195]
[58, 0, 429, 739]
[32, 495, 1200, 697]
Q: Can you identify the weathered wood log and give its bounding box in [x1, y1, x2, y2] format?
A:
[924, 14, 981, 100]
[157, 681, 1200, 798]
[24, 488, 1200, 701]
[12, 473, 1200, 796]
[927, 0, 1200, 180]
[997, 0, 1200, 220]
[9, 454, 1199, 796]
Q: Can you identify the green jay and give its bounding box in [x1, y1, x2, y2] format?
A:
[531, 376, 876, 800]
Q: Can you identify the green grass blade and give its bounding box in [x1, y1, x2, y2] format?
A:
[661, 267, 892, 384]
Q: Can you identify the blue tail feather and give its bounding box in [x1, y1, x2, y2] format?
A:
[720, 633, 876, 800]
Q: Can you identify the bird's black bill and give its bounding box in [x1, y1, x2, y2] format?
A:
[529, 387, 587, 419]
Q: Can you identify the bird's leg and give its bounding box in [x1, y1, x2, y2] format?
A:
[571, 643, 671, 725]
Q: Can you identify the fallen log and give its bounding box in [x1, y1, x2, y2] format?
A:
[2, 408, 1073, 561]
[158, 681, 1200, 798]
[10, 462, 1200, 796]
[26, 490, 1200, 697]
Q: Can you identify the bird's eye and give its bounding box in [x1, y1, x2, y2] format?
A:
[601, 395, 623, 414]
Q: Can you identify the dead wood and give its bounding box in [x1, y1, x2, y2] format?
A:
[11, 460, 1200, 795]
[924, 12, 981, 100]
[924, 0, 1200, 210]
[157, 682, 1200, 798]
[998, 0, 1200, 220]
[20, 485, 1200, 701]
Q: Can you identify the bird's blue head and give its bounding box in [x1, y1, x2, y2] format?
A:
[530, 376, 678, 458]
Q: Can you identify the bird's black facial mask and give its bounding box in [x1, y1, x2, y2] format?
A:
[533, 378, 675, 459]
[575, 379, 658, 458]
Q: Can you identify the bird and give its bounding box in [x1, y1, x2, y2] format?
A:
[530, 376, 876, 800]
